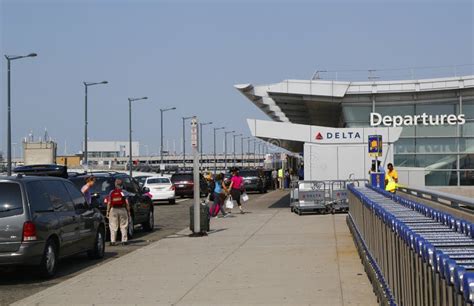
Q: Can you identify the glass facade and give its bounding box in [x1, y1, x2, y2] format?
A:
[343, 98, 474, 186]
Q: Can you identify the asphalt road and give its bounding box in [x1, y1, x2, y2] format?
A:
[0, 192, 265, 306]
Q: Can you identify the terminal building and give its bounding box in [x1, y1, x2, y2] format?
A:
[236, 75, 474, 193]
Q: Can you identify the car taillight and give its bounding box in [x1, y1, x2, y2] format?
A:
[170, 185, 175, 191]
[22, 221, 37, 241]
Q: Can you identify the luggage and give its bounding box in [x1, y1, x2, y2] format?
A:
[209, 202, 220, 217]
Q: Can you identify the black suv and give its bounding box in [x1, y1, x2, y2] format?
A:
[0, 175, 106, 277]
[170, 172, 209, 198]
[69, 172, 154, 239]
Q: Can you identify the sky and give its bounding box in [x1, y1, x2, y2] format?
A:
[1, 0, 473, 157]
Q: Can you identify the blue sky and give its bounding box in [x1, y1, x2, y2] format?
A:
[1, 0, 473, 156]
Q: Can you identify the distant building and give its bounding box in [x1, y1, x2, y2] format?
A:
[23, 141, 57, 165]
[85, 141, 140, 158]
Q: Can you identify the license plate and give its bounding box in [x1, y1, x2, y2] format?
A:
[178, 184, 184, 188]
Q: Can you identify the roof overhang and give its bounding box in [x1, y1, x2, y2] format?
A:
[236, 75, 474, 126]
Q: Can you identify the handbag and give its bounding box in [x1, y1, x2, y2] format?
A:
[241, 193, 249, 202]
[225, 196, 234, 209]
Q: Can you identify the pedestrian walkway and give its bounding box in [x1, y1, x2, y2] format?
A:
[14, 191, 377, 306]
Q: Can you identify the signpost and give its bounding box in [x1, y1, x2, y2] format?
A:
[191, 117, 200, 234]
[368, 135, 385, 189]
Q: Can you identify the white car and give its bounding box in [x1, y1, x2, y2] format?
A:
[144, 177, 176, 204]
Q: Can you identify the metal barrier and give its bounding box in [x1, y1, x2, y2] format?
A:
[397, 186, 474, 214]
[348, 184, 474, 306]
[290, 179, 368, 215]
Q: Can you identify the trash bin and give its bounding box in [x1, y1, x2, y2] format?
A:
[190, 203, 210, 233]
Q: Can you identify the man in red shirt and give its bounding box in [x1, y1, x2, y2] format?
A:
[106, 179, 131, 246]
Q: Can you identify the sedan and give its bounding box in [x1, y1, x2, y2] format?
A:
[144, 177, 176, 204]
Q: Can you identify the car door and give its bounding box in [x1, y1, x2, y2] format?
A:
[64, 181, 95, 251]
[42, 180, 81, 256]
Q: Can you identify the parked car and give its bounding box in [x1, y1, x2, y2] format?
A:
[0, 175, 106, 277]
[68, 172, 154, 239]
[143, 177, 176, 204]
[225, 169, 267, 193]
[134, 175, 152, 188]
[170, 172, 209, 198]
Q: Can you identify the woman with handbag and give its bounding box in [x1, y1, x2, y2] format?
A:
[228, 168, 245, 214]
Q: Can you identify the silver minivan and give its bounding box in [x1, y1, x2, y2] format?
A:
[0, 175, 106, 277]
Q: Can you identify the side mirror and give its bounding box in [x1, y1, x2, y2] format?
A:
[142, 187, 150, 193]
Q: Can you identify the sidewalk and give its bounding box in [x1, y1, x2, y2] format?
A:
[14, 191, 377, 306]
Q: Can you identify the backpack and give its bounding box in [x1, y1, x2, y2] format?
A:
[109, 188, 125, 207]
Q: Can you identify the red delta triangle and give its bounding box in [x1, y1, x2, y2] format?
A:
[316, 132, 323, 140]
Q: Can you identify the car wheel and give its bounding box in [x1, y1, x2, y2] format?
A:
[39, 239, 58, 278]
[88, 227, 105, 259]
[128, 216, 134, 239]
[142, 209, 154, 232]
[169, 199, 176, 204]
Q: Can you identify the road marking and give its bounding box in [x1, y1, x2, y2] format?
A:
[175, 199, 188, 203]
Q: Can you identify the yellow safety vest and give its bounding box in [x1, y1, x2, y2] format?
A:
[278, 169, 283, 178]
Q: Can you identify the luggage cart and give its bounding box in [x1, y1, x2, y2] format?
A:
[292, 181, 328, 215]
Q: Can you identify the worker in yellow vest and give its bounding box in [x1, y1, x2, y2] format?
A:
[278, 168, 284, 190]
[385, 163, 398, 193]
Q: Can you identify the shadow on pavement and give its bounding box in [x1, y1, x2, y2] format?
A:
[268, 193, 291, 209]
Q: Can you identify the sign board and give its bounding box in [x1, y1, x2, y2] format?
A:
[190, 118, 198, 149]
[331, 190, 348, 201]
[160, 164, 165, 171]
[298, 190, 325, 203]
[368, 135, 382, 157]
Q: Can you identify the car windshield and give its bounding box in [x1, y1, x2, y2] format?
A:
[171, 174, 193, 182]
[0, 182, 24, 218]
[70, 177, 114, 194]
[147, 178, 170, 184]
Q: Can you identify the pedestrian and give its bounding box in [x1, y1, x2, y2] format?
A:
[298, 165, 304, 180]
[278, 168, 284, 190]
[106, 179, 131, 246]
[228, 167, 245, 214]
[80, 176, 96, 207]
[284, 169, 290, 189]
[384, 163, 398, 193]
[210, 173, 229, 218]
[272, 169, 278, 190]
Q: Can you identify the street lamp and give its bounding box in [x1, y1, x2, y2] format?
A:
[224, 130, 235, 170]
[160, 107, 176, 173]
[83, 80, 108, 168]
[199, 121, 212, 169]
[5, 52, 37, 176]
[213, 127, 225, 174]
[182, 116, 194, 169]
[232, 134, 242, 167]
[128, 96, 148, 177]
[241, 137, 251, 167]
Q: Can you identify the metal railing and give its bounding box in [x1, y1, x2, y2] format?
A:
[398, 186, 474, 214]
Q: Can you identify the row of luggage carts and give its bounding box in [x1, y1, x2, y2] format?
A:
[290, 179, 368, 215]
[347, 184, 474, 306]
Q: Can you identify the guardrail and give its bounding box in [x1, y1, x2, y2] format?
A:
[348, 184, 474, 306]
[397, 186, 474, 214]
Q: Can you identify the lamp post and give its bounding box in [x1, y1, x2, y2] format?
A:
[83, 80, 108, 168]
[199, 121, 212, 169]
[160, 107, 176, 173]
[5, 52, 37, 176]
[182, 116, 194, 169]
[224, 130, 235, 171]
[242, 137, 251, 167]
[232, 133, 242, 167]
[213, 127, 225, 174]
[128, 96, 148, 177]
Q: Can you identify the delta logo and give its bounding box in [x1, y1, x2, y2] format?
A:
[315, 131, 361, 140]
